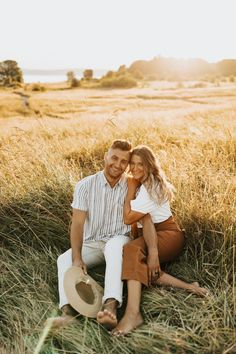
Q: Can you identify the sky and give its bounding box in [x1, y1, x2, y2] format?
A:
[1, 0, 236, 70]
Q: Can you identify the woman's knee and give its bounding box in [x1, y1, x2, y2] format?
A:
[123, 242, 141, 257]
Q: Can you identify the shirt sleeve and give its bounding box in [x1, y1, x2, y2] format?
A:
[71, 180, 88, 211]
[130, 185, 156, 214]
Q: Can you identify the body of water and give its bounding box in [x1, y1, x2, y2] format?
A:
[23, 70, 106, 83]
[24, 75, 69, 83]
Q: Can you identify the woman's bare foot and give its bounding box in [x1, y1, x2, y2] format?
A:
[96, 298, 118, 330]
[153, 272, 211, 297]
[188, 282, 210, 297]
[112, 312, 143, 336]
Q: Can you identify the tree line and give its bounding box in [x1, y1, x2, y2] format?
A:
[128, 57, 236, 81]
[1, 57, 236, 88]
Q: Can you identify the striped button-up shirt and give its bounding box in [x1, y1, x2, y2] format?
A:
[71, 171, 131, 242]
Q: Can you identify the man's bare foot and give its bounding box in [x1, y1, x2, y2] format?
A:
[112, 311, 143, 336]
[45, 304, 77, 329]
[96, 298, 118, 330]
[188, 282, 210, 297]
[46, 314, 75, 329]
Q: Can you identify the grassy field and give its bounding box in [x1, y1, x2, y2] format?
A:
[0, 81, 235, 354]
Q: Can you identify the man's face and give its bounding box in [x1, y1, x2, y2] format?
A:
[104, 148, 130, 179]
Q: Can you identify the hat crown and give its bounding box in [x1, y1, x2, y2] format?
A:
[75, 281, 95, 304]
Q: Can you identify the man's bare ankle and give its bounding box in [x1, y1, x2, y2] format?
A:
[105, 298, 118, 304]
[61, 304, 76, 317]
[104, 298, 118, 310]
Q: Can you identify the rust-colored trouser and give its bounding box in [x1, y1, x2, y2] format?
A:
[122, 216, 184, 287]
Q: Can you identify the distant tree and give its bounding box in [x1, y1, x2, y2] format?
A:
[67, 71, 75, 83]
[31, 83, 46, 92]
[67, 71, 80, 88]
[83, 69, 93, 80]
[117, 65, 126, 75]
[105, 70, 114, 78]
[71, 77, 80, 88]
[0, 60, 23, 86]
[100, 73, 137, 88]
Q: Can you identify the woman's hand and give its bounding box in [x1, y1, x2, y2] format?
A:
[127, 177, 141, 190]
[147, 249, 161, 286]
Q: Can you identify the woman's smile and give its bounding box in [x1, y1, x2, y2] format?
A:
[130, 155, 146, 181]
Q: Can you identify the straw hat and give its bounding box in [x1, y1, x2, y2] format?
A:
[64, 266, 103, 318]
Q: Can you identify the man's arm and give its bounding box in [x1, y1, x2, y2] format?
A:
[70, 208, 87, 273]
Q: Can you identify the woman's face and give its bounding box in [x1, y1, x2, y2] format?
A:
[130, 154, 147, 182]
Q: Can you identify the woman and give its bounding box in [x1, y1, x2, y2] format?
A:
[112, 145, 209, 335]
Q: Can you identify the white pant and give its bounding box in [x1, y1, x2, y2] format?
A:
[57, 235, 130, 309]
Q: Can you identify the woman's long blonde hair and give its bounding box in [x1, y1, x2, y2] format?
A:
[131, 145, 175, 205]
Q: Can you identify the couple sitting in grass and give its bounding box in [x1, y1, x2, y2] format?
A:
[53, 139, 208, 335]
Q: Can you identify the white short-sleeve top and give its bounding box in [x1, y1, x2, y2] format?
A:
[130, 184, 172, 227]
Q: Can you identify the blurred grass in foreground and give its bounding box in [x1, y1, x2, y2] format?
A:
[0, 110, 235, 353]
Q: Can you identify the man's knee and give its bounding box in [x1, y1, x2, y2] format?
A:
[57, 249, 72, 268]
[57, 254, 64, 268]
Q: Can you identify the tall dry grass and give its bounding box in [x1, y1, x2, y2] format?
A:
[0, 89, 235, 353]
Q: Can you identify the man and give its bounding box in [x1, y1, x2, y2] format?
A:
[54, 139, 132, 329]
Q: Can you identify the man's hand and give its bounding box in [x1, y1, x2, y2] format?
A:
[72, 258, 88, 275]
[147, 249, 161, 286]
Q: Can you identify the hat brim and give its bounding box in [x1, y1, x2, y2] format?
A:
[64, 266, 103, 318]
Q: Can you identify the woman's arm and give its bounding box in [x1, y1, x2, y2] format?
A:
[131, 222, 139, 239]
[142, 214, 161, 285]
[124, 178, 145, 224]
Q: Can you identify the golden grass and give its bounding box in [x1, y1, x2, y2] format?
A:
[0, 82, 235, 353]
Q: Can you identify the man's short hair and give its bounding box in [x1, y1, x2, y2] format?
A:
[110, 139, 132, 151]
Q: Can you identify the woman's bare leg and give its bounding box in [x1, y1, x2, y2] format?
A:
[112, 280, 143, 335]
[155, 272, 209, 296]
[141, 216, 209, 296]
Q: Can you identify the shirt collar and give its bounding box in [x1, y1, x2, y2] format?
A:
[99, 171, 127, 188]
